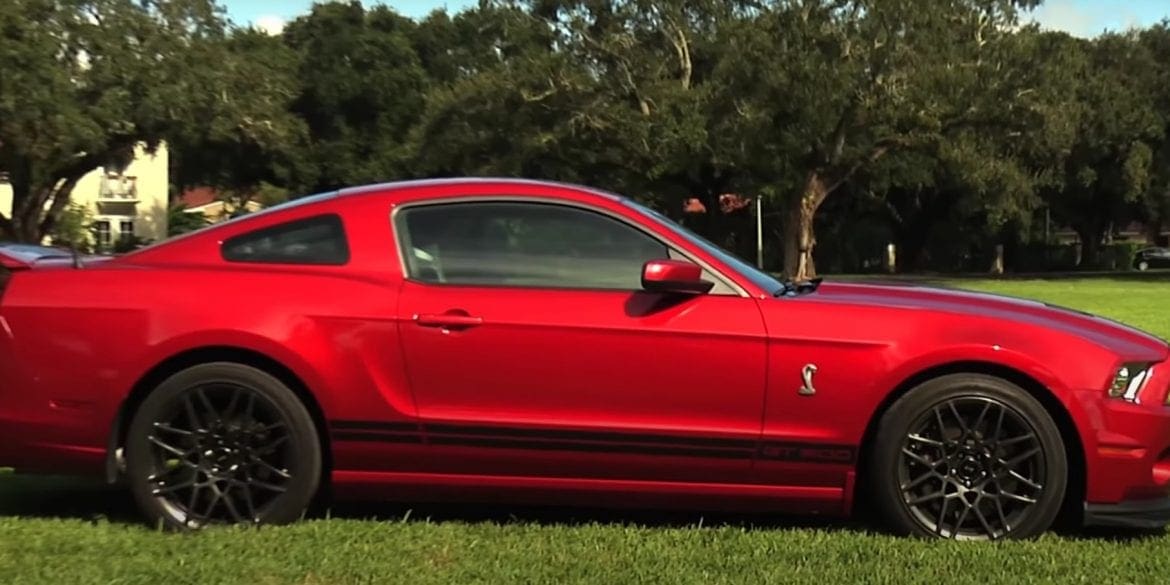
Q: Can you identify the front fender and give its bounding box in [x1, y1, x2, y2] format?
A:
[874, 342, 1105, 469]
[877, 343, 1073, 401]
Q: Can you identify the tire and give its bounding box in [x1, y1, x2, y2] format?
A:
[124, 362, 322, 530]
[868, 373, 1067, 540]
[1138, 260, 1150, 271]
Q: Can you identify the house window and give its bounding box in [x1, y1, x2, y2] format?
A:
[119, 220, 135, 241]
[94, 221, 111, 246]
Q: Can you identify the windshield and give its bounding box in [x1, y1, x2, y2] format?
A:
[619, 198, 785, 295]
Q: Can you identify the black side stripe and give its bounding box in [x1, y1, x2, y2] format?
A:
[332, 421, 420, 432]
[333, 431, 424, 444]
[427, 436, 754, 459]
[425, 423, 757, 450]
[330, 420, 422, 445]
[329, 420, 856, 464]
[759, 442, 856, 464]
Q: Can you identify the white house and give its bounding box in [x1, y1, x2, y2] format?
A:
[0, 142, 169, 247]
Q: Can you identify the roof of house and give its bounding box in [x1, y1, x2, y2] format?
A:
[178, 187, 218, 208]
[683, 194, 752, 214]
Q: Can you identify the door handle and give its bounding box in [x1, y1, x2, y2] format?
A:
[413, 312, 483, 330]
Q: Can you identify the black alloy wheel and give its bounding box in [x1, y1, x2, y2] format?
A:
[125, 363, 322, 529]
[869, 373, 1067, 540]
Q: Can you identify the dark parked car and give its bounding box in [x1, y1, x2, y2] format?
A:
[1134, 247, 1170, 271]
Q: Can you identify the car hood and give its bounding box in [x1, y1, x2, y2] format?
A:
[809, 281, 1170, 362]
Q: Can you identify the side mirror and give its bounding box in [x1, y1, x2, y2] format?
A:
[641, 259, 714, 295]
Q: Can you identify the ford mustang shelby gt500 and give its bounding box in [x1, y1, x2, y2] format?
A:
[1, 178, 1169, 539]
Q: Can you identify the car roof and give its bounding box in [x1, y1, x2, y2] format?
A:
[114, 178, 631, 265]
[212, 178, 625, 225]
[337, 177, 626, 202]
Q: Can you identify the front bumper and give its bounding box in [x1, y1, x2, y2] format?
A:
[1084, 497, 1170, 529]
[1081, 363, 1170, 504]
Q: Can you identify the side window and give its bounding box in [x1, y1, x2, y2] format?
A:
[222, 214, 349, 265]
[397, 202, 670, 290]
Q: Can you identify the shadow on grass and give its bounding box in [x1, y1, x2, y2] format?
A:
[0, 473, 138, 523]
[0, 473, 1164, 542]
[320, 497, 869, 534]
[0, 472, 865, 534]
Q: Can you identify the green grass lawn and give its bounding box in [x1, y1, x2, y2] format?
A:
[4, 277, 1170, 584]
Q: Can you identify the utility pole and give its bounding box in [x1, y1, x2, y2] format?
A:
[756, 195, 764, 269]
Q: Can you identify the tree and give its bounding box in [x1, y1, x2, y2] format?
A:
[408, 3, 587, 178]
[1043, 32, 1161, 266]
[166, 203, 211, 237]
[416, 0, 759, 253]
[522, 0, 755, 242]
[0, 0, 299, 243]
[714, 0, 1041, 279]
[47, 202, 96, 252]
[168, 29, 309, 197]
[1135, 23, 1170, 245]
[282, 1, 430, 192]
[865, 30, 1087, 271]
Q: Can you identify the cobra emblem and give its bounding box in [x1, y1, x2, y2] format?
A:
[798, 363, 818, 396]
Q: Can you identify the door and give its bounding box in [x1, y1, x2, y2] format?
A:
[393, 200, 768, 483]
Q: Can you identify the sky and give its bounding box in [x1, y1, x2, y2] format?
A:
[220, 0, 1170, 37]
[221, 1, 476, 33]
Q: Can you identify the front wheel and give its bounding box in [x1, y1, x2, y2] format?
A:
[124, 362, 322, 529]
[868, 373, 1067, 540]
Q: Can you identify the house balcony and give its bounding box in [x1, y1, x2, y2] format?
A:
[97, 175, 139, 203]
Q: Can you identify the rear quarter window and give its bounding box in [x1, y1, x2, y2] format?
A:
[221, 214, 350, 265]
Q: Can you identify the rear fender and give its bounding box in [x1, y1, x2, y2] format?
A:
[132, 329, 334, 414]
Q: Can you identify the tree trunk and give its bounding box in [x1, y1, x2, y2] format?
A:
[10, 168, 94, 243]
[12, 187, 49, 243]
[14, 221, 38, 243]
[782, 173, 829, 280]
[890, 191, 953, 273]
[12, 198, 42, 243]
[894, 223, 932, 272]
[2, 141, 131, 244]
[5, 171, 34, 242]
[1145, 219, 1163, 245]
[1075, 225, 1103, 269]
[37, 177, 81, 238]
[990, 244, 1004, 275]
[0, 220, 14, 242]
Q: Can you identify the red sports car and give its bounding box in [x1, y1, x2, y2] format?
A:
[2, 178, 1168, 539]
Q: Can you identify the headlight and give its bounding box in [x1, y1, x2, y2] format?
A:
[1108, 362, 1155, 403]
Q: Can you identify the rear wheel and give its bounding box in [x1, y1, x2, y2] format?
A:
[124, 362, 321, 529]
[1138, 260, 1150, 271]
[869, 374, 1067, 540]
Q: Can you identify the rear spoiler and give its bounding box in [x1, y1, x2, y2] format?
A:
[0, 253, 27, 270]
[0, 245, 79, 270]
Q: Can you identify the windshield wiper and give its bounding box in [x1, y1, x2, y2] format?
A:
[774, 277, 824, 297]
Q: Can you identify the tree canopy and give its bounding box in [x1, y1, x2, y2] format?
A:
[0, 0, 303, 242]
